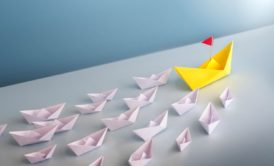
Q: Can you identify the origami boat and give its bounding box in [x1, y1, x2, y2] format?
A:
[128, 140, 152, 166]
[124, 87, 158, 109]
[20, 103, 66, 124]
[24, 144, 57, 164]
[134, 111, 168, 141]
[102, 107, 140, 131]
[0, 124, 7, 136]
[67, 128, 108, 156]
[219, 87, 233, 108]
[133, 68, 172, 90]
[33, 114, 79, 133]
[199, 103, 220, 135]
[9, 125, 58, 146]
[172, 89, 199, 115]
[88, 88, 118, 102]
[176, 128, 192, 152]
[89, 156, 104, 166]
[75, 100, 107, 114]
[174, 42, 233, 90]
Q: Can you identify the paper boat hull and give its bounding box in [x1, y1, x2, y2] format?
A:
[174, 42, 233, 90]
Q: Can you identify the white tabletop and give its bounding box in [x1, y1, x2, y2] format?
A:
[0, 25, 274, 166]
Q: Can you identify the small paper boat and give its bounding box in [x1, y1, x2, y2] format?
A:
[176, 128, 192, 152]
[20, 103, 66, 124]
[124, 87, 158, 109]
[67, 128, 108, 156]
[172, 89, 199, 115]
[33, 114, 79, 133]
[24, 144, 57, 164]
[88, 88, 118, 102]
[89, 156, 104, 166]
[174, 42, 233, 90]
[102, 107, 140, 131]
[75, 100, 107, 114]
[9, 125, 58, 146]
[199, 103, 220, 134]
[0, 124, 7, 136]
[129, 140, 152, 166]
[220, 87, 233, 108]
[134, 111, 168, 141]
[133, 68, 172, 89]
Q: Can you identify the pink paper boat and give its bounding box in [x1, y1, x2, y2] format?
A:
[75, 100, 107, 114]
[133, 68, 172, 90]
[199, 103, 220, 135]
[89, 156, 104, 166]
[0, 124, 7, 136]
[102, 107, 140, 131]
[172, 89, 199, 115]
[9, 125, 58, 146]
[124, 87, 158, 109]
[134, 111, 168, 141]
[20, 103, 66, 124]
[67, 128, 108, 156]
[176, 128, 192, 152]
[220, 87, 233, 108]
[24, 144, 57, 164]
[129, 140, 152, 166]
[33, 114, 79, 133]
[88, 88, 118, 102]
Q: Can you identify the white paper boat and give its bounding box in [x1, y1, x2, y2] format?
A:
[172, 89, 199, 115]
[67, 128, 108, 156]
[133, 68, 172, 89]
[0, 124, 7, 136]
[9, 125, 58, 146]
[124, 87, 158, 109]
[129, 140, 152, 166]
[89, 156, 104, 166]
[220, 87, 233, 108]
[102, 107, 140, 131]
[88, 88, 118, 102]
[20, 103, 66, 124]
[134, 111, 168, 141]
[199, 103, 220, 134]
[75, 100, 107, 114]
[176, 128, 192, 152]
[24, 144, 57, 164]
[33, 114, 79, 133]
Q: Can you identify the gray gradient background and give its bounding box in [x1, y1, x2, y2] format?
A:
[0, 25, 274, 165]
[1, 0, 274, 86]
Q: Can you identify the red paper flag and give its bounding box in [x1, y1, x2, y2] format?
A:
[202, 36, 214, 46]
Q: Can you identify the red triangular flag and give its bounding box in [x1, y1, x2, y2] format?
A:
[202, 36, 214, 46]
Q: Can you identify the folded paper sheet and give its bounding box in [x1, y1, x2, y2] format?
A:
[88, 88, 118, 102]
[129, 140, 152, 166]
[133, 68, 172, 89]
[174, 42, 233, 90]
[67, 128, 108, 156]
[199, 103, 220, 134]
[89, 156, 104, 166]
[102, 107, 140, 131]
[20, 103, 66, 124]
[134, 111, 168, 141]
[75, 100, 107, 114]
[10, 125, 58, 146]
[172, 89, 199, 115]
[220, 87, 233, 108]
[176, 128, 192, 152]
[24, 144, 57, 164]
[33, 114, 79, 133]
[124, 87, 158, 109]
[0, 124, 7, 136]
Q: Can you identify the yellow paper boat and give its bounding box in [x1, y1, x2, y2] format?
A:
[174, 42, 233, 90]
